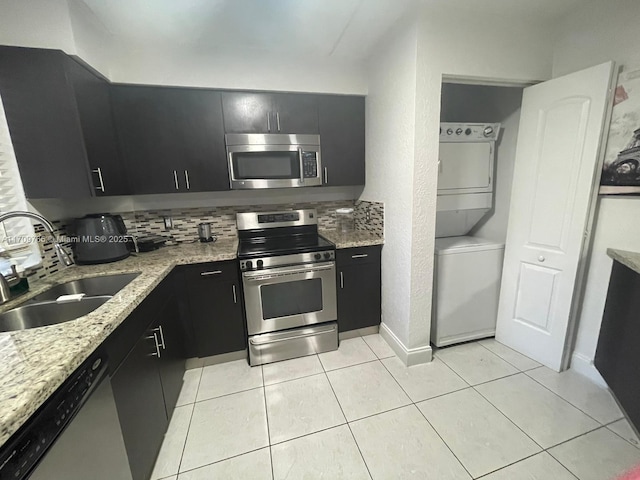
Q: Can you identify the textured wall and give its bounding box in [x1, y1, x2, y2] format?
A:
[551, 0, 640, 381]
[361, 19, 419, 346]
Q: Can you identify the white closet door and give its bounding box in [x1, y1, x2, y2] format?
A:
[495, 62, 615, 371]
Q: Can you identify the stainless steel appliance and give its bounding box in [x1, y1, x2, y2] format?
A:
[226, 134, 322, 189]
[0, 348, 133, 480]
[72, 214, 131, 264]
[237, 209, 337, 366]
[197, 222, 215, 243]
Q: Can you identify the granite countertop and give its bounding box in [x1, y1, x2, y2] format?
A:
[0, 239, 237, 448]
[607, 248, 640, 275]
[320, 229, 384, 249]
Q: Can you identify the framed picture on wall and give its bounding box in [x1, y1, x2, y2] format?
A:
[600, 67, 640, 195]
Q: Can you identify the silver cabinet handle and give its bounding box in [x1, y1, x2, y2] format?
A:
[340, 271, 344, 289]
[276, 112, 281, 132]
[92, 168, 105, 192]
[232, 284, 237, 304]
[267, 113, 271, 132]
[184, 170, 190, 190]
[152, 326, 166, 349]
[200, 270, 223, 276]
[352, 254, 369, 259]
[173, 170, 179, 190]
[298, 147, 304, 184]
[147, 333, 161, 358]
[324, 167, 328, 184]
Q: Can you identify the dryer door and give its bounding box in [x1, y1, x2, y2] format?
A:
[438, 142, 493, 194]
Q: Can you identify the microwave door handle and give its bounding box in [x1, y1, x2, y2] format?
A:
[298, 148, 304, 184]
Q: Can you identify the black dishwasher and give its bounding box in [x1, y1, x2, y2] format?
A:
[0, 348, 132, 480]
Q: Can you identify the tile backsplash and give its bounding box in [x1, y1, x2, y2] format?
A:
[26, 199, 384, 280]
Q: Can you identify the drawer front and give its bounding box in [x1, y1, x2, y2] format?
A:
[336, 245, 382, 267]
[182, 260, 239, 284]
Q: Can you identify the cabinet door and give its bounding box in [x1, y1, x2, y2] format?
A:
[156, 296, 186, 420]
[111, 85, 181, 194]
[337, 258, 381, 333]
[272, 93, 319, 134]
[0, 46, 93, 198]
[111, 328, 168, 480]
[65, 58, 129, 196]
[178, 89, 229, 191]
[185, 263, 246, 357]
[221, 92, 273, 133]
[318, 95, 365, 186]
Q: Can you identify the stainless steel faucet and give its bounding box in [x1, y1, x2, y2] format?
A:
[0, 211, 74, 304]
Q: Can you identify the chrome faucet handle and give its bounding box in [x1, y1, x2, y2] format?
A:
[0, 272, 10, 304]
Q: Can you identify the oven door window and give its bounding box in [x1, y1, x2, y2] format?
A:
[261, 278, 323, 319]
[231, 151, 301, 180]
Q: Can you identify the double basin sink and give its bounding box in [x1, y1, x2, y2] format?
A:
[0, 273, 139, 333]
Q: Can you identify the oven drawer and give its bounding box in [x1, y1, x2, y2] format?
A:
[336, 245, 382, 266]
[248, 322, 338, 366]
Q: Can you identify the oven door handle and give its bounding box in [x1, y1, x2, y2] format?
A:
[249, 324, 337, 345]
[243, 262, 334, 280]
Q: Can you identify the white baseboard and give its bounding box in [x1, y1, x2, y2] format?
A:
[570, 352, 608, 388]
[379, 322, 432, 366]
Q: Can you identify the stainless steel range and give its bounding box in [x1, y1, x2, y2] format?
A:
[237, 209, 338, 366]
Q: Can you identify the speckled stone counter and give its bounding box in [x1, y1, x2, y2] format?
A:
[607, 248, 640, 275]
[0, 239, 237, 448]
[320, 229, 384, 249]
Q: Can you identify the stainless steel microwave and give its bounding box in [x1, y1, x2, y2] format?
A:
[226, 134, 322, 189]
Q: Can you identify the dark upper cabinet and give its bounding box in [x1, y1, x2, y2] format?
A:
[336, 245, 382, 333]
[221, 91, 319, 134]
[318, 95, 365, 186]
[65, 57, 129, 196]
[111, 85, 228, 194]
[181, 261, 246, 358]
[0, 46, 101, 198]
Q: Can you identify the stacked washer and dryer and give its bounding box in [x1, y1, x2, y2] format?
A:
[431, 123, 505, 347]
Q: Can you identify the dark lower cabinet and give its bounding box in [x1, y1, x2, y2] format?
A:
[336, 245, 382, 332]
[110, 324, 168, 480]
[318, 95, 365, 186]
[155, 295, 185, 419]
[108, 278, 185, 480]
[180, 261, 246, 358]
[595, 260, 640, 433]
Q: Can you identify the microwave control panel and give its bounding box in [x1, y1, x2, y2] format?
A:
[302, 152, 318, 178]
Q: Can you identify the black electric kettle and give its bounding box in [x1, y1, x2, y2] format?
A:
[71, 214, 130, 265]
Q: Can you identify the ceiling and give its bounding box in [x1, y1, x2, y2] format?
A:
[80, 0, 585, 61]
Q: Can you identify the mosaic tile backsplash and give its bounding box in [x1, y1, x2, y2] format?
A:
[27, 200, 384, 280]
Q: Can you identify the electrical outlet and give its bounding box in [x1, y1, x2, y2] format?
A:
[163, 217, 173, 230]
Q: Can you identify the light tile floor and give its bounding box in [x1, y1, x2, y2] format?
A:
[152, 336, 640, 480]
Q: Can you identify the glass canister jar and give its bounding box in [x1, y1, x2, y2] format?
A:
[336, 207, 355, 233]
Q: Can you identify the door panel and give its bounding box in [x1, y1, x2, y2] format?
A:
[496, 62, 615, 371]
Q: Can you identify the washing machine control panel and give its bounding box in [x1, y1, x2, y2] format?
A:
[439, 123, 500, 142]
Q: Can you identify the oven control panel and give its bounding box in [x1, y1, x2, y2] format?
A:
[240, 250, 335, 271]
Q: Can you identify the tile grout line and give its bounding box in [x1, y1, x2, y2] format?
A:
[259, 368, 275, 480]
[604, 420, 640, 450]
[175, 367, 203, 476]
[522, 369, 613, 425]
[322, 369, 374, 480]
[377, 357, 475, 479]
[475, 340, 542, 372]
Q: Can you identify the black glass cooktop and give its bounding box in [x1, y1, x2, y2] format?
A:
[238, 234, 334, 259]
